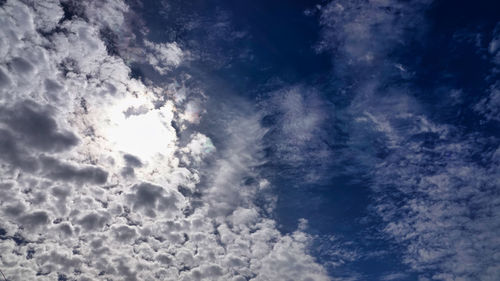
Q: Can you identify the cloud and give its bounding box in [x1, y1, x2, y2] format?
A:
[489, 22, 500, 65]
[18, 211, 50, 230]
[318, 0, 500, 280]
[0, 101, 79, 152]
[112, 225, 137, 242]
[152, 3, 251, 69]
[474, 24, 500, 123]
[127, 182, 181, 218]
[317, 0, 431, 87]
[121, 153, 143, 178]
[40, 156, 109, 184]
[475, 82, 500, 122]
[255, 231, 330, 281]
[380, 272, 409, 281]
[260, 85, 335, 184]
[76, 212, 110, 231]
[366, 107, 500, 280]
[0, 128, 39, 172]
[181, 133, 216, 165]
[144, 39, 184, 75]
[0, 1, 329, 280]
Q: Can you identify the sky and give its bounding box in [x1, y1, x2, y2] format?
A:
[0, 0, 499, 281]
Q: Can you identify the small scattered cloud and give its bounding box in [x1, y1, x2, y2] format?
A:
[144, 39, 184, 75]
[318, 1, 500, 280]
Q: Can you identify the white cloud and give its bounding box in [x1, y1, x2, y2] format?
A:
[318, 0, 425, 61]
[144, 39, 184, 75]
[181, 133, 215, 165]
[0, 1, 329, 280]
[318, 0, 500, 280]
[352, 91, 500, 280]
[475, 24, 500, 122]
[489, 22, 500, 65]
[381, 272, 409, 281]
[474, 82, 500, 122]
[260, 85, 334, 184]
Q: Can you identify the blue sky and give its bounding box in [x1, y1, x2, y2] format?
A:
[132, 1, 500, 279]
[0, 0, 499, 280]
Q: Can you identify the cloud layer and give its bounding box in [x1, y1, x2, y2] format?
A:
[318, 0, 500, 280]
[0, 1, 329, 280]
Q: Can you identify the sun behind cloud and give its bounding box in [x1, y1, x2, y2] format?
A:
[103, 96, 177, 160]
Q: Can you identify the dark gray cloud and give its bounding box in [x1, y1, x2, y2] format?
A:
[76, 212, 109, 231]
[0, 101, 78, 153]
[40, 156, 108, 184]
[60, 0, 88, 22]
[58, 223, 73, 236]
[44, 78, 64, 93]
[9, 57, 34, 74]
[3, 203, 26, 217]
[18, 211, 50, 230]
[0, 128, 39, 172]
[0, 67, 11, 89]
[120, 166, 135, 178]
[121, 154, 143, 178]
[123, 154, 142, 167]
[127, 182, 179, 217]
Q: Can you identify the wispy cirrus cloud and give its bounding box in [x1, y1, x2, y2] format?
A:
[317, 0, 500, 280]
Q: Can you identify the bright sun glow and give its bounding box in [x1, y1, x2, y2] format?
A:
[103, 96, 177, 160]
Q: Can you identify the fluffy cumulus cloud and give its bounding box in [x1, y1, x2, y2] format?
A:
[319, 0, 500, 280]
[0, 1, 328, 280]
[144, 40, 184, 75]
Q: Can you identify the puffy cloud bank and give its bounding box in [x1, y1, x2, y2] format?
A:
[0, 1, 328, 280]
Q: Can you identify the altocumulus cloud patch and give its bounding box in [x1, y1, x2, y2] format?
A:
[0, 1, 329, 281]
[317, 0, 500, 280]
